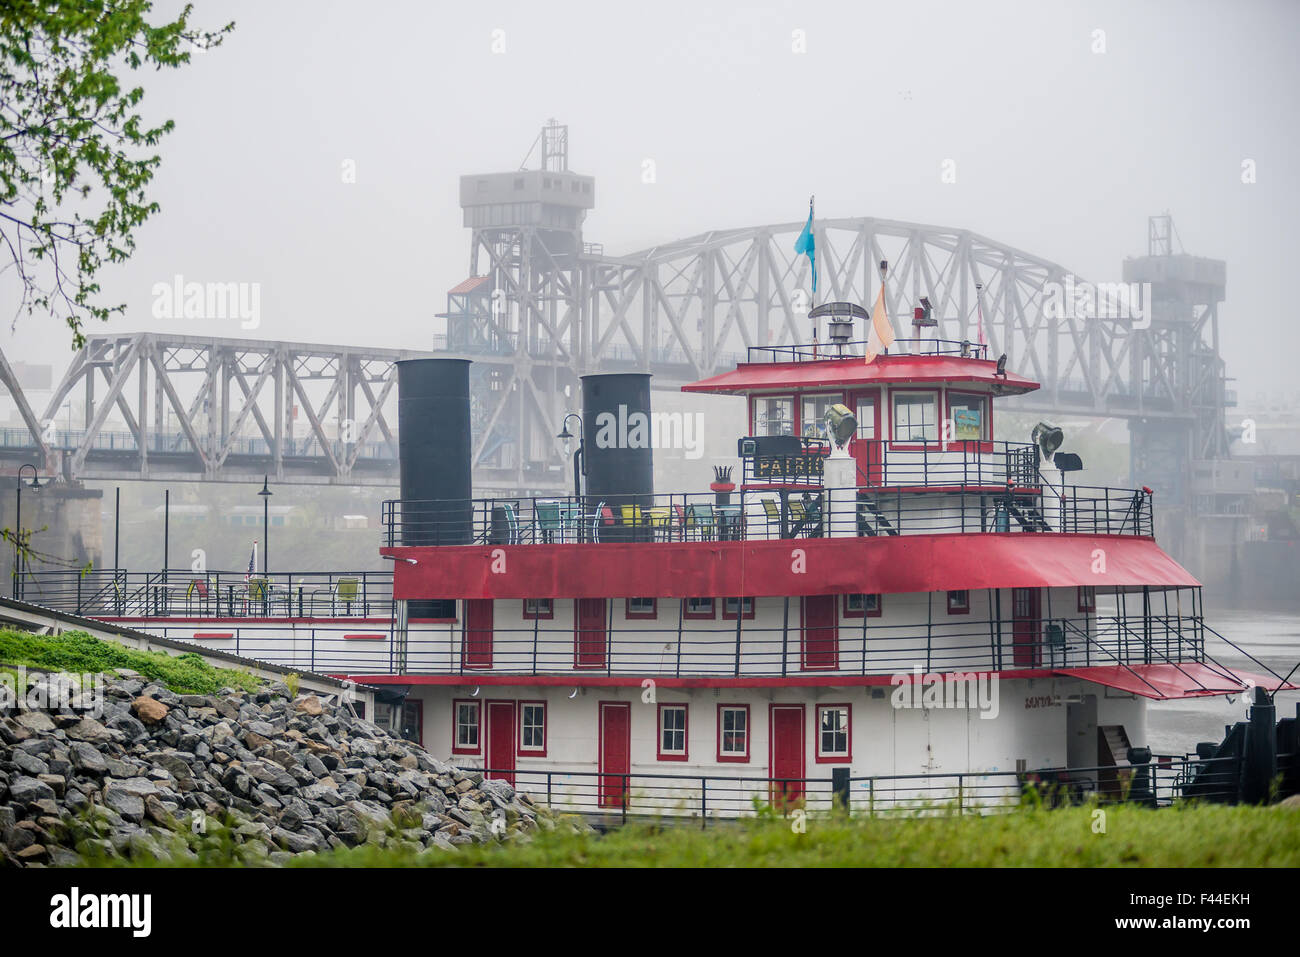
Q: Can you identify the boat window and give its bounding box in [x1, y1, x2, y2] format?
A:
[892, 391, 938, 442]
[800, 393, 842, 439]
[754, 396, 794, 436]
[816, 704, 851, 762]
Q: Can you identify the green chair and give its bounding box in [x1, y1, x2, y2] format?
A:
[536, 500, 563, 543]
[688, 504, 715, 541]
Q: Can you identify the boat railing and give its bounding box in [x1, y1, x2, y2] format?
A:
[14, 568, 392, 619]
[381, 481, 1154, 547]
[746, 338, 990, 363]
[52, 607, 1209, 675]
[437, 752, 1271, 822]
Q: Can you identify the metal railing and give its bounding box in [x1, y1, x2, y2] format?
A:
[101, 610, 1208, 679]
[381, 481, 1154, 547]
[746, 338, 990, 363]
[390, 611, 1204, 678]
[16, 568, 392, 619]
[457, 753, 1275, 823]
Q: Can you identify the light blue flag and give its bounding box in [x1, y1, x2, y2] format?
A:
[794, 198, 816, 293]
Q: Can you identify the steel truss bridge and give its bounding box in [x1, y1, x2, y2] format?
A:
[1, 132, 1229, 504]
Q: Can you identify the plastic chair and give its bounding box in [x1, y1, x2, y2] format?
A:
[536, 500, 563, 543]
[688, 504, 715, 541]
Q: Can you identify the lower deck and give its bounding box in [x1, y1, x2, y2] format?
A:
[370, 677, 1148, 816]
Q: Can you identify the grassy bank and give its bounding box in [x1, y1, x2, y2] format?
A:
[112, 803, 1299, 868]
[0, 628, 261, 695]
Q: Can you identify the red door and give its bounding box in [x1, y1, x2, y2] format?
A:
[770, 704, 805, 808]
[575, 598, 607, 668]
[850, 390, 881, 486]
[486, 700, 516, 784]
[801, 594, 839, 670]
[1012, 587, 1041, 667]
[599, 702, 631, 809]
[463, 599, 493, 668]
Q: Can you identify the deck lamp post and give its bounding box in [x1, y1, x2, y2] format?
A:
[13, 464, 42, 599]
[557, 414, 585, 502]
[258, 476, 272, 575]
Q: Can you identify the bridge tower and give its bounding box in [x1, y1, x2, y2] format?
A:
[1123, 214, 1242, 573]
[448, 120, 597, 494]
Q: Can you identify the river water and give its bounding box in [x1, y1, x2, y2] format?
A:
[1145, 607, 1300, 754]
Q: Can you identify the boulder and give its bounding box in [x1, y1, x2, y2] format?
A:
[131, 696, 170, 725]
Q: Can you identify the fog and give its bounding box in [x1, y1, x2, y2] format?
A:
[3, 0, 1299, 403]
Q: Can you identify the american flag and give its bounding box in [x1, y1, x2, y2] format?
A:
[245, 541, 257, 582]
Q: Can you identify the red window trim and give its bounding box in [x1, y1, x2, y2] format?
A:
[947, 589, 971, 615]
[409, 616, 458, 624]
[1078, 586, 1096, 613]
[192, 632, 234, 639]
[716, 703, 751, 763]
[625, 597, 658, 620]
[815, 702, 852, 764]
[517, 699, 547, 757]
[721, 596, 755, 620]
[683, 597, 716, 620]
[945, 389, 994, 451]
[657, 703, 689, 761]
[343, 633, 386, 641]
[842, 593, 882, 618]
[522, 598, 554, 620]
[451, 698, 481, 756]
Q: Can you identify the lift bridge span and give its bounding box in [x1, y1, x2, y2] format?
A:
[0, 131, 1230, 506]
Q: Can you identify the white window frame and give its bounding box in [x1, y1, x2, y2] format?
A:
[816, 704, 850, 760]
[754, 395, 795, 436]
[519, 702, 546, 753]
[892, 390, 939, 443]
[800, 392, 843, 440]
[719, 705, 749, 759]
[454, 700, 480, 753]
[659, 704, 688, 758]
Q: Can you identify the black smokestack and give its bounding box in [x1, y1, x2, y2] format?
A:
[582, 373, 653, 540]
[397, 357, 471, 619]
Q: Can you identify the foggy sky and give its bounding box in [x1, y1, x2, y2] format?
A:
[4, 0, 1298, 405]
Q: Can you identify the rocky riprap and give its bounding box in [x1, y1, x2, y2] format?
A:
[0, 670, 570, 866]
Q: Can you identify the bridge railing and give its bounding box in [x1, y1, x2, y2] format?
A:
[381, 482, 1154, 547]
[0, 427, 395, 459]
[16, 568, 392, 619]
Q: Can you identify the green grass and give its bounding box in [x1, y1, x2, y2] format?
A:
[0, 628, 261, 695]
[103, 803, 1300, 868]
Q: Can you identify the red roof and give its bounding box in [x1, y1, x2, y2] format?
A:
[682, 354, 1039, 396]
[1058, 663, 1298, 700]
[387, 532, 1195, 600]
[447, 276, 491, 295]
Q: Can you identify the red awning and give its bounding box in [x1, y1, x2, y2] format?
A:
[682, 354, 1040, 396]
[388, 533, 1198, 600]
[1056, 662, 1298, 700]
